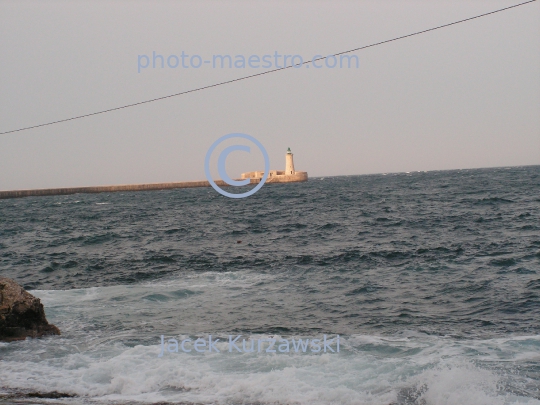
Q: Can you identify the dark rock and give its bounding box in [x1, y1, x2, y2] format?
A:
[0, 277, 60, 342]
[0, 390, 75, 401]
[27, 391, 75, 399]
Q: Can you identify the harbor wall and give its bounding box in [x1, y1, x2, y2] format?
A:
[0, 181, 218, 199]
[0, 173, 308, 200]
[264, 171, 308, 184]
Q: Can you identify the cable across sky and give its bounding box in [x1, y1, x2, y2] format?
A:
[0, 0, 536, 136]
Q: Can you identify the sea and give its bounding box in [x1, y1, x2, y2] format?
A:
[0, 166, 539, 405]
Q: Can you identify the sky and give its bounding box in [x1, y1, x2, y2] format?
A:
[0, 0, 538, 190]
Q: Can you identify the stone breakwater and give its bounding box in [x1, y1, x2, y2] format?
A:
[0, 175, 307, 200]
[0, 278, 60, 341]
[249, 172, 308, 184]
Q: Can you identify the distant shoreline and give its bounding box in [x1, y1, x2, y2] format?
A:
[0, 173, 308, 200]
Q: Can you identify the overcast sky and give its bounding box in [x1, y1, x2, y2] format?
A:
[0, 0, 538, 190]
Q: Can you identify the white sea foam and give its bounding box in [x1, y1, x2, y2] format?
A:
[2, 332, 539, 404]
[1, 279, 538, 405]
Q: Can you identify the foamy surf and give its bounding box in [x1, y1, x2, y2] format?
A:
[2, 276, 540, 404]
[1, 300, 539, 404]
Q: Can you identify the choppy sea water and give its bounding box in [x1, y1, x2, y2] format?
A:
[0, 166, 539, 405]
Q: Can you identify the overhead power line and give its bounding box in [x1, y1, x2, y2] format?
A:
[0, 0, 536, 136]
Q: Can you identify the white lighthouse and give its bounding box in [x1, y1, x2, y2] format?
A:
[285, 147, 295, 175]
[240, 146, 307, 183]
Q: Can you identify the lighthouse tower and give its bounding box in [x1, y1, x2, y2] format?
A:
[240, 146, 306, 183]
[285, 147, 295, 175]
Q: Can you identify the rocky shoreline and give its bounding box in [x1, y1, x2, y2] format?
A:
[0, 278, 60, 342]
